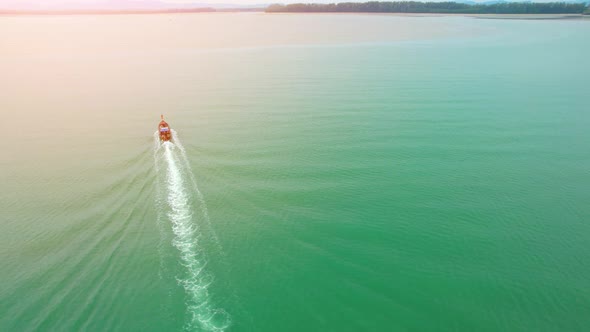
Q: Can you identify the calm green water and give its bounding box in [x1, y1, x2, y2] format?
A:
[1, 13, 589, 332]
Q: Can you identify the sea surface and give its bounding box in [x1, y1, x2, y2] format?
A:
[1, 13, 589, 332]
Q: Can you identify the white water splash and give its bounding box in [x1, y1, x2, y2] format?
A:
[154, 132, 230, 331]
[170, 130, 222, 248]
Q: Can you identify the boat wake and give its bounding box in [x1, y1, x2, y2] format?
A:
[153, 130, 230, 331]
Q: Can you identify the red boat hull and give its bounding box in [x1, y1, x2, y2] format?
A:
[160, 131, 171, 141]
[158, 116, 171, 141]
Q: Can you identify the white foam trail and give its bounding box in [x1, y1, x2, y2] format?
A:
[170, 130, 222, 249]
[154, 134, 230, 331]
[154, 132, 166, 275]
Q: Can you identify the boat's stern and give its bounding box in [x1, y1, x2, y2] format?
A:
[158, 115, 172, 141]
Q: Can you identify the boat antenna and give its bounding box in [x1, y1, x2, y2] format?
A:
[161, 114, 164, 120]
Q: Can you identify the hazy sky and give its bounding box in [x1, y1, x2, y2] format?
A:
[0, 0, 570, 9]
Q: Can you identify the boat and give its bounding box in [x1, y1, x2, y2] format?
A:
[158, 115, 172, 141]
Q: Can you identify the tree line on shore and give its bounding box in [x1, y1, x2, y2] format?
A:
[266, 2, 589, 14]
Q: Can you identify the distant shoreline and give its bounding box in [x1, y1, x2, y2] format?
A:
[2, 0, 589, 16]
[267, 2, 589, 15]
[262, 12, 589, 19]
[0, 9, 588, 18]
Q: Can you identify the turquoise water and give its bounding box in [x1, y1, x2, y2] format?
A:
[1, 13, 589, 331]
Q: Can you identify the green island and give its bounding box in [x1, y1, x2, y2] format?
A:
[266, 1, 589, 14]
